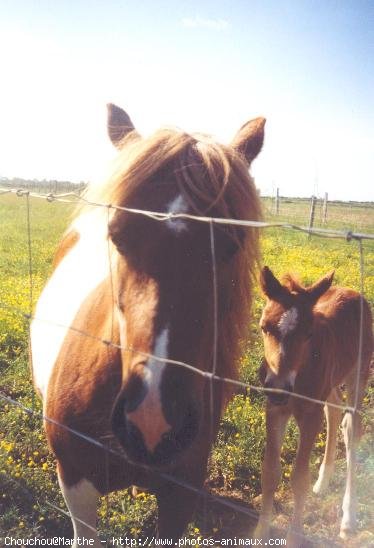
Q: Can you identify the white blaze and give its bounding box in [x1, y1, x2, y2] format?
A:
[166, 194, 189, 233]
[278, 306, 298, 338]
[145, 327, 169, 385]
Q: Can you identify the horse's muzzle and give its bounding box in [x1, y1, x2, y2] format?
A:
[111, 389, 200, 467]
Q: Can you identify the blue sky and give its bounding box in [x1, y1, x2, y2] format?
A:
[0, 1, 373, 200]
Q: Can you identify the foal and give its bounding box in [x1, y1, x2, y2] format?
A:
[255, 267, 372, 546]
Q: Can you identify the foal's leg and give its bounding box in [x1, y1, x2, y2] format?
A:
[339, 376, 365, 539]
[288, 408, 323, 548]
[254, 405, 290, 540]
[313, 387, 342, 495]
[58, 468, 102, 547]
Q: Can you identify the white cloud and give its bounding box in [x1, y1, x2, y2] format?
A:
[181, 16, 229, 31]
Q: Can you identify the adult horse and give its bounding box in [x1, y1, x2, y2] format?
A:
[255, 267, 373, 546]
[31, 104, 265, 545]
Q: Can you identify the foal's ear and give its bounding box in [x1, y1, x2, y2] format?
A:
[306, 270, 335, 303]
[260, 266, 285, 300]
[107, 103, 137, 148]
[231, 117, 266, 164]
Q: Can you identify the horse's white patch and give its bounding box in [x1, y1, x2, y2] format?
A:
[166, 194, 189, 233]
[31, 208, 111, 402]
[278, 307, 298, 337]
[152, 327, 169, 366]
[58, 474, 101, 546]
[143, 326, 169, 385]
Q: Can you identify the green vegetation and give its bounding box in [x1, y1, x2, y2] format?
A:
[0, 191, 373, 545]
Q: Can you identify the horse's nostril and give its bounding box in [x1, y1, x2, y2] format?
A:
[122, 374, 148, 413]
[178, 404, 199, 442]
[122, 407, 199, 465]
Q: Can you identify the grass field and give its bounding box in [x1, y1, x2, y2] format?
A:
[0, 191, 373, 546]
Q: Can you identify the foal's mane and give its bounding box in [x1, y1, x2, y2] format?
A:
[81, 128, 262, 404]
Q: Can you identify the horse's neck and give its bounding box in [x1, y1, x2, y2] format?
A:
[31, 207, 115, 400]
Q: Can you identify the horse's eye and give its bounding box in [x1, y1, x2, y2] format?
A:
[261, 325, 268, 334]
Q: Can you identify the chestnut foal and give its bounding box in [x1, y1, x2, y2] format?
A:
[255, 267, 372, 546]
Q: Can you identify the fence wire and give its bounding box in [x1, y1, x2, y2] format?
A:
[0, 187, 372, 546]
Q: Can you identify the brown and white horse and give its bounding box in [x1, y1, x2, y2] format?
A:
[255, 267, 373, 546]
[31, 104, 264, 545]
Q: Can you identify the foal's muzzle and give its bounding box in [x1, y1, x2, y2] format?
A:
[264, 379, 294, 406]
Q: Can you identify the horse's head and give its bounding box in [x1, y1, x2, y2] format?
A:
[106, 104, 264, 467]
[259, 266, 334, 405]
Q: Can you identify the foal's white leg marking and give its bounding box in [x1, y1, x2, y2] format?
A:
[313, 461, 335, 495]
[313, 390, 342, 495]
[58, 475, 102, 548]
[340, 412, 357, 538]
[31, 208, 111, 402]
[166, 194, 189, 233]
[127, 327, 172, 451]
[278, 306, 298, 337]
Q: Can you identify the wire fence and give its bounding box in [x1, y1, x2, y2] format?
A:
[261, 192, 374, 235]
[0, 186, 373, 545]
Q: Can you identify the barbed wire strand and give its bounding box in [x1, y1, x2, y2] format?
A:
[24, 191, 38, 476]
[209, 220, 219, 442]
[105, 203, 115, 527]
[2, 187, 374, 241]
[353, 238, 366, 412]
[204, 219, 219, 536]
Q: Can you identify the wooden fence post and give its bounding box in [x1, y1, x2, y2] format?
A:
[308, 195, 317, 237]
[322, 192, 328, 223]
[274, 188, 280, 215]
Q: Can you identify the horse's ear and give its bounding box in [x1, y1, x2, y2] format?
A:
[306, 270, 335, 303]
[232, 117, 266, 164]
[107, 103, 137, 148]
[260, 266, 284, 300]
